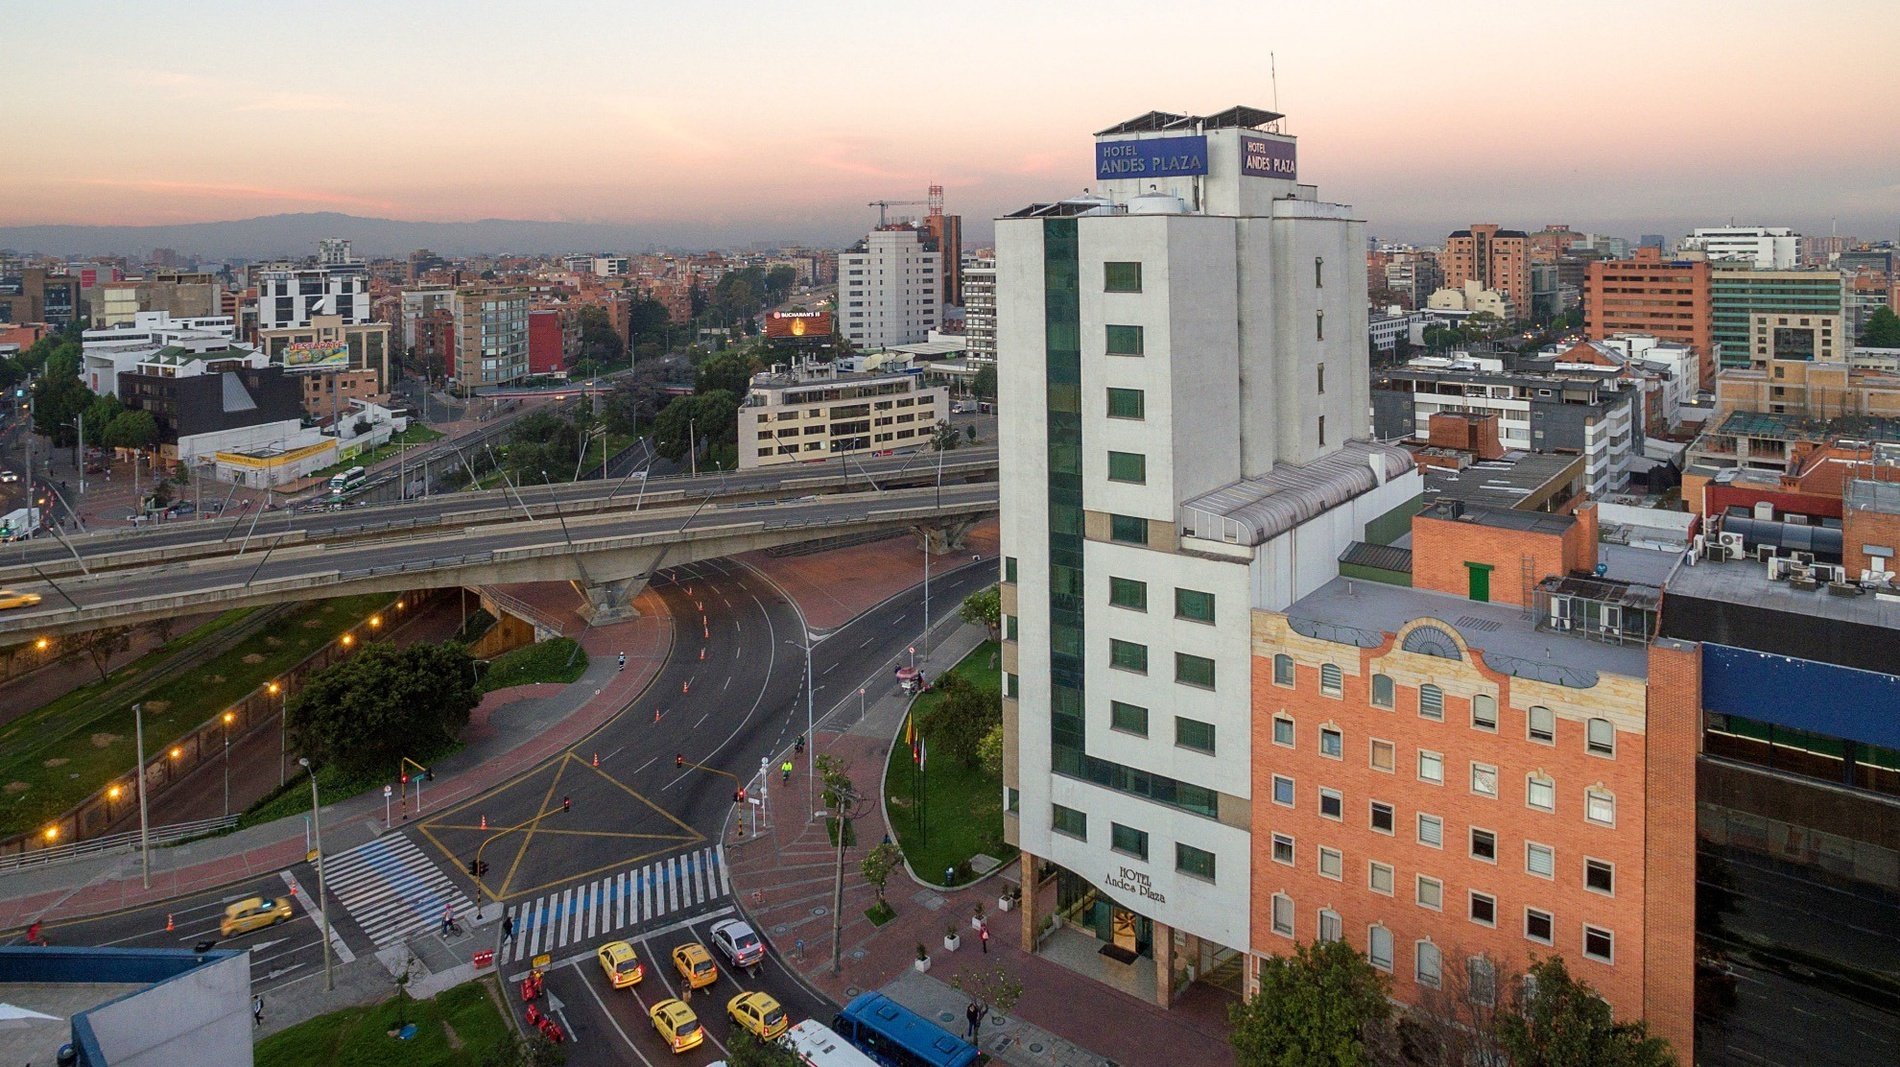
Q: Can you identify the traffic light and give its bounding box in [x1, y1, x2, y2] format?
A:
[424, 767, 434, 782]
[467, 858, 489, 877]
[733, 787, 746, 804]
[401, 772, 408, 786]
[561, 795, 571, 814]
[675, 753, 685, 768]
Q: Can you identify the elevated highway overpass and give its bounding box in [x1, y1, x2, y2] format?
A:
[0, 481, 999, 638]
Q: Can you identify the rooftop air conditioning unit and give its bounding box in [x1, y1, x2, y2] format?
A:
[1794, 551, 1816, 566]
[1756, 545, 1777, 563]
[1718, 532, 1744, 558]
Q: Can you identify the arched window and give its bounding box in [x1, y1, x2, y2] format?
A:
[1273, 654, 1294, 687]
[1586, 718, 1616, 757]
[1371, 674, 1395, 708]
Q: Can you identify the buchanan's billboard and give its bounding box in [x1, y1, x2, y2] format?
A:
[764, 311, 832, 340]
[282, 340, 350, 370]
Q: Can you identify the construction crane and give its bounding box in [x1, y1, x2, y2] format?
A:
[868, 199, 927, 227]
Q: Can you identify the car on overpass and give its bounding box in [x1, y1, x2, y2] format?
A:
[0, 589, 42, 610]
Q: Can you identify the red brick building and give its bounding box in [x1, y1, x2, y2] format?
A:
[1444, 224, 1531, 321]
[528, 308, 566, 376]
[1584, 248, 1714, 387]
[1249, 499, 1696, 1058]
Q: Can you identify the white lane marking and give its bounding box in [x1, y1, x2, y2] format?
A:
[580, 971, 655, 1065]
[279, 869, 355, 964]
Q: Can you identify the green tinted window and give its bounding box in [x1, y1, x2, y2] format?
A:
[1004, 556, 1018, 583]
[1108, 577, 1147, 611]
[1104, 262, 1143, 293]
[1105, 324, 1144, 356]
[1174, 588, 1215, 623]
[1052, 804, 1087, 839]
[1175, 653, 1216, 690]
[1109, 514, 1148, 545]
[1111, 823, 1149, 859]
[1110, 701, 1149, 735]
[1107, 451, 1147, 484]
[1176, 716, 1217, 753]
[1176, 843, 1217, 881]
[1106, 387, 1145, 419]
[1109, 639, 1149, 674]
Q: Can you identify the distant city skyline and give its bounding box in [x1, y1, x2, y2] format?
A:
[7, 0, 1898, 250]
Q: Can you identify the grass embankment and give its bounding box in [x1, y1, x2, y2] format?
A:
[0, 593, 391, 837]
[883, 641, 1015, 886]
[256, 979, 510, 1067]
[477, 638, 587, 693]
[311, 425, 447, 480]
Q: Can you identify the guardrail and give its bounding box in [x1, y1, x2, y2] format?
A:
[0, 814, 239, 874]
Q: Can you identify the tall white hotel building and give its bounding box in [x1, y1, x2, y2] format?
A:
[997, 107, 1420, 1003]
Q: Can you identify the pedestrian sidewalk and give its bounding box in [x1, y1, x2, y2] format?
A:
[721, 620, 1236, 1067]
[0, 587, 673, 931]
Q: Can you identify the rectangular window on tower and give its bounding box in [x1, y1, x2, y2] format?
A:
[1317, 364, 1326, 395]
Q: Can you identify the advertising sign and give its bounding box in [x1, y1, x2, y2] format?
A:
[1095, 135, 1208, 181]
[765, 311, 833, 340]
[282, 339, 349, 370]
[1239, 134, 1298, 180]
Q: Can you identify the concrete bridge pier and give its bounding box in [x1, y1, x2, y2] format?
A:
[574, 574, 651, 623]
[914, 516, 982, 556]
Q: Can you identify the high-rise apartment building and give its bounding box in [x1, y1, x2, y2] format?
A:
[449, 287, 530, 385]
[837, 227, 940, 349]
[962, 262, 996, 362]
[1708, 264, 1843, 367]
[257, 261, 370, 330]
[924, 209, 964, 307]
[1585, 247, 1715, 385]
[1443, 225, 1531, 321]
[998, 105, 1419, 1009]
[1681, 226, 1799, 269]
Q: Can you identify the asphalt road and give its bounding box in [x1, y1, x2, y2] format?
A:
[29, 550, 995, 1064]
[0, 482, 998, 636]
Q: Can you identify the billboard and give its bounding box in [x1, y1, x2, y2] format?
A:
[1239, 134, 1298, 180]
[765, 311, 833, 340]
[282, 340, 349, 370]
[1095, 135, 1208, 181]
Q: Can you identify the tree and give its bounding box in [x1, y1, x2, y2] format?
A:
[916, 672, 1000, 769]
[976, 723, 1003, 781]
[575, 305, 625, 366]
[480, 1030, 567, 1067]
[931, 419, 961, 451]
[1499, 957, 1673, 1067]
[651, 390, 739, 464]
[950, 964, 1024, 1044]
[725, 1029, 799, 1067]
[861, 841, 903, 909]
[70, 625, 134, 683]
[695, 350, 756, 398]
[958, 586, 1000, 641]
[288, 640, 480, 777]
[103, 409, 158, 452]
[82, 394, 123, 444]
[603, 364, 668, 437]
[31, 372, 93, 447]
[1861, 306, 1900, 348]
[972, 364, 996, 400]
[1230, 939, 1395, 1067]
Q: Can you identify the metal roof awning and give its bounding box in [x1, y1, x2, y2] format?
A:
[1180, 441, 1414, 547]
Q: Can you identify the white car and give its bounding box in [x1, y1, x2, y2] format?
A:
[709, 917, 765, 968]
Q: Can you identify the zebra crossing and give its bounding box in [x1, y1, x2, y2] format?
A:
[504, 845, 730, 964]
[323, 833, 474, 949]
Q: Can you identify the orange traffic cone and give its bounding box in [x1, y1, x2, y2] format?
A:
[703, 627, 710, 640]
[696, 601, 703, 612]
[654, 708, 661, 723]
[480, 814, 487, 830]
[592, 753, 599, 768]
[699, 648, 706, 661]
[166, 913, 174, 932]
[682, 681, 690, 694]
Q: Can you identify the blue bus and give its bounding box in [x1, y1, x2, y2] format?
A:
[831, 992, 979, 1067]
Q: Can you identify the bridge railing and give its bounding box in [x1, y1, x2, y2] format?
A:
[0, 814, 240, 875]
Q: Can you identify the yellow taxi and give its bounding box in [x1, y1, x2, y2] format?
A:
[0, 590, 42, 610]
[727, 990, 789, 1041]
[595, 940, 644, 988]
[219, 896, 292, 937]
[648, 997, 705, 1054]
[671, 941, 718, 989]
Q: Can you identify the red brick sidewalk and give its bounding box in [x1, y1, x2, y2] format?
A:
[738, 518, 999, 631]
[724, 722, 1235, 1067]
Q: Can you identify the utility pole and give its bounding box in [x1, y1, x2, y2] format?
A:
[75, 412, 84, 494]
[828, 771, 858, 976]
[135, 702, 150, 888]
[300, 757, 334, 991]
[688, 417, 698, 478]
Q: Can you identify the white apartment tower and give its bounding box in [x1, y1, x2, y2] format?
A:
[996, 107, 1421, 1005]
[962, 261, 997, 362]
[1680, 226, 1799, 270]
[837, 227, 940, 348]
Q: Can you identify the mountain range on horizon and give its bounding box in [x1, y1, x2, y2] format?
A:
[0, 211, 860, 261]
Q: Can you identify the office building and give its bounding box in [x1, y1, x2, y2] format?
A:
[81, 312, 241, 397]
[1681, 226, 1799, 269]
[838, 226, 940, 348]
[924, 201, 964, 306]
[1584, 248, 1715, 385]
[736, 361, 946, 468]
[998, 105, 1423, 1009]
[119, 361, 307, 465]
[256, 260, 369, 331]
[962, 262, 996, 362]
[1709, 265, 1844, 368]
[91, 271, 224, 328]
[1250, 498, 1695, 1055]
[0, 946, 254, 1067]
[450, 287, 530, 386]
[1443, 225, 1531, 321]
[0, 268, 81, 328]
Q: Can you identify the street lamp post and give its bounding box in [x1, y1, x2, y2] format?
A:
[221, 711, 234, 818]
[270, 682, 285, 787]
[134, 702, 151, 889]
[785, 631, 819, 819]
[299, 757, 334, 992]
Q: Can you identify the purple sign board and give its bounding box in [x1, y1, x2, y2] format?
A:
[1239, 134, 1297, 180]
[1095, 135, 1209, 181]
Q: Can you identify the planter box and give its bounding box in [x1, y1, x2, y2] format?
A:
[943, 934, 961, 952]
[915, 957, 931, 973]
[998, 896, 1014, 912]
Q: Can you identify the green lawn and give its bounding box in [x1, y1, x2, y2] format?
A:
[256, 978, 513, 1067]
[478, 638, 588, 693]
[0, 593, 392, 837]
[883, 641, 1015, 887]
[312, 425, 447, 480]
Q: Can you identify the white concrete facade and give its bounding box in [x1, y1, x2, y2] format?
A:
[257, 263, 370, 329]
[963, 264, 997, 362]
[999, 113, 1388, 979]
[838, 228, 940, 349]
[737, 365, 946, 469]
[1682, 226, 1799, 270]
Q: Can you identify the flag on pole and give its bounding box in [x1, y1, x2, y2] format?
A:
[918, 736, 927, 770]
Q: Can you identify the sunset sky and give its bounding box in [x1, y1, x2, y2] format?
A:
[6, 0, 1897, 247]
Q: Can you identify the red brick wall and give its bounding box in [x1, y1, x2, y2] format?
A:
[1411, 514, 1567, 607]
[1425, 413, 1505, 460]
[1250, 622, 1653, 1029]
[528, 309, 565, 376]
[1642, 640, 1699, 1063]
[1844, 506, 1900, 578]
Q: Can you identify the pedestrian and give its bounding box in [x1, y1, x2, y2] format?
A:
[964, 1002, 980, 1040]
[975, 1003, 989, 1039]
[441, 904, 455, 936]
[980, 923, 990, 954]
[252, 993, 264, 1027]
[502, 914, 515, 943]
[617, 651, 626, 671]
[781, 759, 792, 783]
